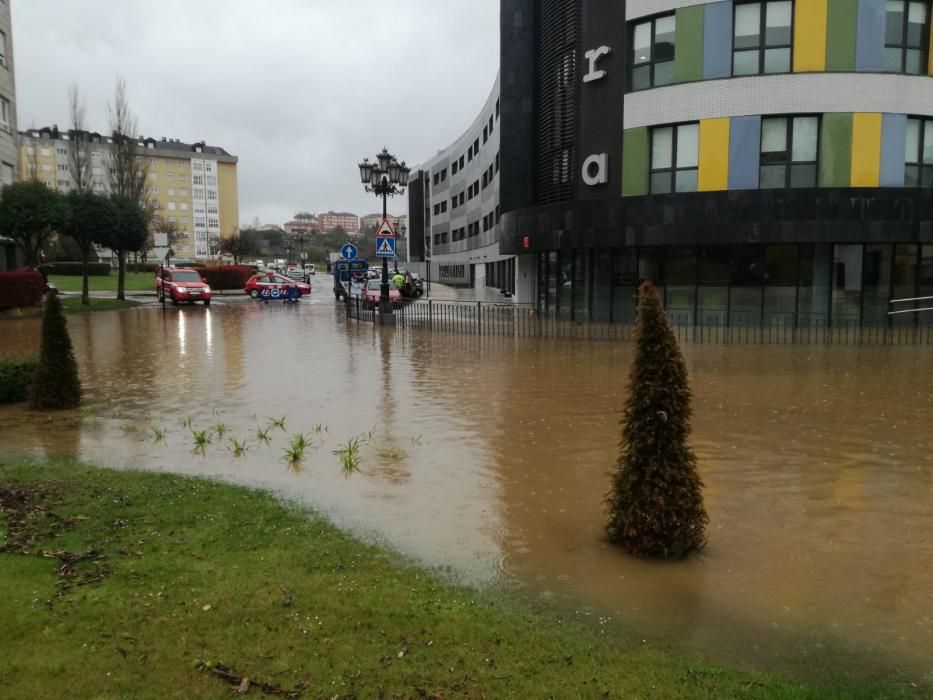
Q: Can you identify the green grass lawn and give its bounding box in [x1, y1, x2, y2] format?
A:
[0, 462, 918, 699]
[60, 297, 141, 313]
[49, 271, 154, 293]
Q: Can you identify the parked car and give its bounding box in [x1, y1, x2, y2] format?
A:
[360, 279, 401, 309]
[303, 263, 315, 282]
[156, 267, 213, 305]
[284, 267, 305, 282]
[244, 272, 311, 299]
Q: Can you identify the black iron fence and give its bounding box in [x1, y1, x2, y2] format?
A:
[348, 297, 933, 345]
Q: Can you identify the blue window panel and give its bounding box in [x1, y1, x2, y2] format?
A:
[703, 1, 733, 79]
[728, 116, 761, 190]
[880, 113, 907, 187]
[856, 0, 885, 71]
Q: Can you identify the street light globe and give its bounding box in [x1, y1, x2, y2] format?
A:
[358, 158, 373, 185]
[376, 148, 393, 172]
[387, 159, 402, 185]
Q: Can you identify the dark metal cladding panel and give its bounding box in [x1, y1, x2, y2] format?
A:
[500, 0, 536, 214]
[407, 172, 426, 263]
[534, 0, 581, 206]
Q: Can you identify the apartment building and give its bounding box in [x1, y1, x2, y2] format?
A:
[19, 126, 238, 260]
[317, 211, 359, 234]
[0, 0, 18, 187]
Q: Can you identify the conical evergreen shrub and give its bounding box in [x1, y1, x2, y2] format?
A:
[606, 281, 708, 559]
[29, 292, 81, 410]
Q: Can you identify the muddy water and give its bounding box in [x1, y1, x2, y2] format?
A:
[1, 290, 932, 682]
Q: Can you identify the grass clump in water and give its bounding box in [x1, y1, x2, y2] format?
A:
[377, 446, 407, 462]
[0, 462, 910, 700]
[229, 436, 249, 457]
[255, 426, 271, 446]
[210, 423, 228, 439]
[267, 416, 287, 432]
[191, 429, 211, 455]
[149, 425, 167, 444]
[282, 434, 308, 465]
[335, 437, 363, 475]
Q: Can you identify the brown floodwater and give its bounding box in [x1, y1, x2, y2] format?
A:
[1, 289, 932, 684]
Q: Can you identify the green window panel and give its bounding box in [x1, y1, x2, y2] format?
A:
[826, 0, 858, 70]
[819, 113, 853, 187]
[675, 5, 705, 83]
[623, 128, 650, 197]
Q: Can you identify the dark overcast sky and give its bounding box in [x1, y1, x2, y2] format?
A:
[11, 0, 500, 226]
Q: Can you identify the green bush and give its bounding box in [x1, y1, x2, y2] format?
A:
[29, 293, 81, 410]
[0, 357, 38, 403]
[41, 262, 112, 276]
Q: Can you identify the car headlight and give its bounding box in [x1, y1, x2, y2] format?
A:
[176, 286, 187, 294]
[203, 286, 211, 294]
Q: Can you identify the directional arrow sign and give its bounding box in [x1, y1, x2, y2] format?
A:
[376, 218, 396, 238]
[375, 236, 396, 258]
[340, 242, 358, 260]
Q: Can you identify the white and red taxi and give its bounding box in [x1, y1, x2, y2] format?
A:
[156, 267, 213, 305]
[244, 272, 311, 299]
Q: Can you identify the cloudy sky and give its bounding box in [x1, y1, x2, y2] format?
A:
[12, 0, 500, 226]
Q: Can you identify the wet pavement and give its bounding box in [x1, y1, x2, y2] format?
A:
[1, 284, 931, 683]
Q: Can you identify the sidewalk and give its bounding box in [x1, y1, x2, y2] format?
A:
[420, 282, 516, 304]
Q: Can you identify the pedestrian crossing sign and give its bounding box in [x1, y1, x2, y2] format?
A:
[375, 236, 396, 258]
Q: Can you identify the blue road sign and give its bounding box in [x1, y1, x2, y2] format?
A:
[375, 236, 396, 258]
[340, 242, 358, 260]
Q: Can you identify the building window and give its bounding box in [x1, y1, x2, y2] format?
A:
[452, 160, 458, 175]
[630, 14, 676, 90]
[441, 168, 447, 182]
[0, 30, 6, 67]
[459, 155, 465, 169]
[496, 98, 500, 118]
[451, 196, 458, 210]
[885, 1, 930, 74]
[459, 192, 465, 206]
[650, 123, 699, 194]
[733, 1, 793, 76]
[440, 201, 447, 213]
[905, 117, 933, 186]
[483, 126, 489, 144]
[760, 116, 819, 188]
[433, 172, 440, 185]
[0, 96, 9, 133]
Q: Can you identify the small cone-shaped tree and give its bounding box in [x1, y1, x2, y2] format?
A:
[29, 292, 81, 410]
[606, 281, 708, 559]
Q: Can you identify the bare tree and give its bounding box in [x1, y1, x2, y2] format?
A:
[107, 78, 152, 299]
[67, 85, 91, 194]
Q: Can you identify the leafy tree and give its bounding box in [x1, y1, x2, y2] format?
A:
[29, 292, 81, 410]
[63, 191, 117, 305]
[104, 195, 150, 299]
[606, 281, 708, 559]
[0, 181, 67, 268]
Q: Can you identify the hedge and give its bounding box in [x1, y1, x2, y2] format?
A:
[41, 262, 112, 276]
[0, 357, 38, 404]
[0, 270, 46, 310]
[199, 265, 254, 291]
[136, 261, 206, 273]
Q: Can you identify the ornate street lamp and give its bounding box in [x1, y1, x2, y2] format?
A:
[358, 147, 408, 319]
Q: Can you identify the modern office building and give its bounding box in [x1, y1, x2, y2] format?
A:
[19, 127, 238, 260]
[409, 0, 933, 327]
[0, 0, 18, 188]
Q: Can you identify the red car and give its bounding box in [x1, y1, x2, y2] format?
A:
[156, 267, 213, 305]
[361, 279, 401, 309]
[244, 272, 311, 299]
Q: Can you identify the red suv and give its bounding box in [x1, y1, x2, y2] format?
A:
[156, 268, 213, 305]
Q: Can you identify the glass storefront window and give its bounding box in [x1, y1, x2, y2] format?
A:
[763, 244, 798, 323]
[592, 249, 613, 323]
[547, 251, 558, 313]
[573, 250, 588, 321]
[728, 245, 763, 326]
[832, 244, 863, 328]
[558, 251, 573, 320]
[612, 249, 637, 324]
[798, 244, 832, 326]
[892, 244, 919, 326]
[667, 246, 696, 324]
[862, 244, 893, 325]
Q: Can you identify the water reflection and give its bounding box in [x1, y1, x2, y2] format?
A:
[0, 296, 931, 681]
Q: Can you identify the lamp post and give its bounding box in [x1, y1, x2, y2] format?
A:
[359, 148, 410, 318]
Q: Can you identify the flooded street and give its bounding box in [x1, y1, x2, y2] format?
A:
[2, 288, 932, 682]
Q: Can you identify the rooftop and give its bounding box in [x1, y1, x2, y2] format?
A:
[20, 125, 235, 158]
